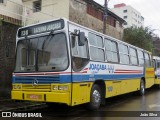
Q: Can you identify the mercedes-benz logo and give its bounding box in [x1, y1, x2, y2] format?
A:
[32, 79, 38, 87]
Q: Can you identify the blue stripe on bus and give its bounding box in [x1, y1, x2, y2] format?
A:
[72, 74, 143, 82]
[12, 74, 143, 83]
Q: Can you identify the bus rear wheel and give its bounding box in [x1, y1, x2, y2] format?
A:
[88, 84, 101, 110]
[140, 79, 145, 95]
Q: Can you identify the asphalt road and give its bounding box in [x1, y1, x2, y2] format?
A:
[1, 85, 160, 120]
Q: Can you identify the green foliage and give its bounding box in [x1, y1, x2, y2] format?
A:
[123, 27, 154, 51]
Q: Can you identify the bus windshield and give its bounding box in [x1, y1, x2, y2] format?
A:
[15, 33, 69, 72]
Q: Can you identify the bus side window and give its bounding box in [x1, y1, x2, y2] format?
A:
[144, 52, 151, 67]
[119, 43, 130, 64]
[137, 50, 144, 66]
[71, 34, 89, 71]
[104, 39, 119, 63]
[152, 59, 156, 70]
[88, 33, 104, 62]
[157, 61, 160, 69]
[129, 47, 138, 65]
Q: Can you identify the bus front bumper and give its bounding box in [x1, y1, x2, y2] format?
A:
[11, 91, 71, 105]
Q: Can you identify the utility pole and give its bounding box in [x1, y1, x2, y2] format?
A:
[103, 0, 108, 34]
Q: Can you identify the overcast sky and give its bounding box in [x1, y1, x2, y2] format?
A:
[94, 0, 160, 37]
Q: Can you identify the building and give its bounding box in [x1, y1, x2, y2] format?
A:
[0, 0, 22, 98]
[0, 0, 22, 25]
[22, 0, 125, 40]
[111, 3, 144, 28]
[0, 21, 20, 98]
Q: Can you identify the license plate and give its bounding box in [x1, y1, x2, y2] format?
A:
[27, 94, 42, 100]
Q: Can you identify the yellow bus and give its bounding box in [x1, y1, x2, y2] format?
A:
[153, 56, 160, 86]
[11, 18, 155, 110]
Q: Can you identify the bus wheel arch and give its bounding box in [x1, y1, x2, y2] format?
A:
[88, 80, 106, 110]
[140, 77, 145, 96]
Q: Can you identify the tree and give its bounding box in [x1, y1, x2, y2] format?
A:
[123, 27, 154, 51]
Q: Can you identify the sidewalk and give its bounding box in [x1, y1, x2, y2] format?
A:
[0, 99, 46, 112]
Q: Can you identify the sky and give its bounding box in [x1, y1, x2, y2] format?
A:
[94, 0, 160, 37]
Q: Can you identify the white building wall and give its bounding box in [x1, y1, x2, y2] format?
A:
[0, 0, 22, 20]
[111, 5, 144, 28]
[22, 0, 69, 25]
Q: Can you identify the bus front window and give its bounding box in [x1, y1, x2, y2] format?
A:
[15, 33, 68, 72]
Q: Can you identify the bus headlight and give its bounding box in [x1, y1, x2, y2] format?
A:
[58, 85, 68, 91]
[17, 85, 21, 89]
[13, 85, 17, 89]
[13, 84, 21, 90]
[51, 84, 69, 91]
[53, 85, 57, 90]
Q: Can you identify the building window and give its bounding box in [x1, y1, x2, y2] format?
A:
[87, 4, 103, 21]
[124, 16, 127, 19]
[123, 10, 127, 13]
[33, 0, 42, 12]
[124, 22, 127, 25]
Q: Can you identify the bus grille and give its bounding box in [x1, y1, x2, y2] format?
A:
[13, 76, 60, 92]
[13, 76, 60, 84]
[22, 84, 51, 92]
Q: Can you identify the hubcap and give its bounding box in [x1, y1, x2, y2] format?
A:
[93, 90, 100, 103]
[141, 81, 144, 93]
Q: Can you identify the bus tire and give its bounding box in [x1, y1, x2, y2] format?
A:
[88, 84, 101, 110]
[140, 79, 145, 95]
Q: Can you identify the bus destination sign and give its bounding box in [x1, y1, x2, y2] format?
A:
[18, 19, 64, 37]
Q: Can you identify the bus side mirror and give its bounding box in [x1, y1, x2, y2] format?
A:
[78, 32, 85, 46]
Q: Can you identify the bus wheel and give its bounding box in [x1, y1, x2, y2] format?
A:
[88, 84, 101, 110]
[140, 79, 145, 95]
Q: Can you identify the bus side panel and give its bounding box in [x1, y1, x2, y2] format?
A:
[155, 77, 160, 84]
[145, 67, 155, 88]
[105, 79, 140, 98]
[71, 82, 93, 106]
[71, 78, 142, 105]
[120, 79, 140, 94]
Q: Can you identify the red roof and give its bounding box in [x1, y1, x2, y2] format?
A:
[114, 3, 126, 8]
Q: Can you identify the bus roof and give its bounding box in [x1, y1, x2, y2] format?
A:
[68, 20, 151, 54]
[153, 56, 160, 60]
[18, 18, 151, 54]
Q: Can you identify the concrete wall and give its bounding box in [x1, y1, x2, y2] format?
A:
[0, 0, 22, 20]
[69, 0, 124, 40]
[0, 20, 20, 99]
[22, 0, 69, 25]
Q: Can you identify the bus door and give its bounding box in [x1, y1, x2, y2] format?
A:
[144, 53, 155, 88]
[70, 30, 90, 105]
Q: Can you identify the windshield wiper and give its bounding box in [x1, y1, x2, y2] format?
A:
[42, 30, 55, 50]
[25, 36, 31, 66]
[35, 39, 39, 71]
